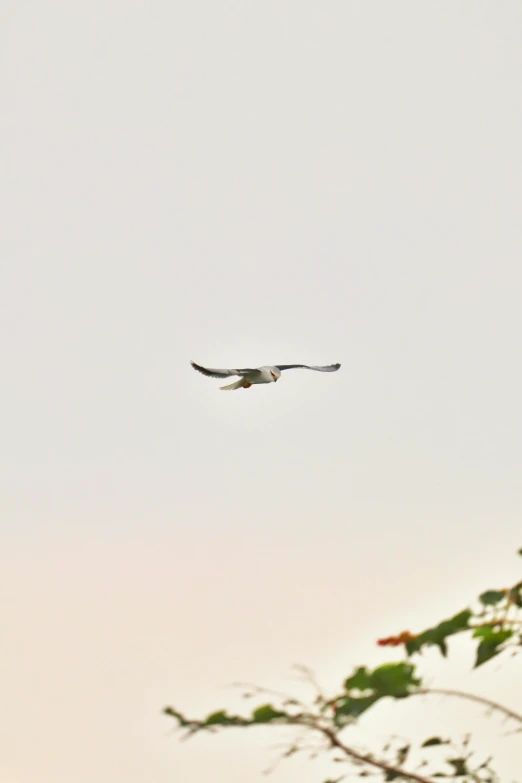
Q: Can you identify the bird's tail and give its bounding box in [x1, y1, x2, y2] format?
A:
[220, 378, 246, 391]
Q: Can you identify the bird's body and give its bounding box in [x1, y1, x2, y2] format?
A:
[219, 366, 281, 390]
[190, 360, 340, 390]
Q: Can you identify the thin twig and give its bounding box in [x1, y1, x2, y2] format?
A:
[230, 681, 307, 709]
[413, 688, 522, 726]
[290, 717, 436, 783]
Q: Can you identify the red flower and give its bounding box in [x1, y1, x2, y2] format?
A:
[377, 631, 416, 647]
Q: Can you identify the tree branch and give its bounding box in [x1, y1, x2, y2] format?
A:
[165, 707, 437, 783]
[413, 688, 522, 726]
[290, 717, 436, 783]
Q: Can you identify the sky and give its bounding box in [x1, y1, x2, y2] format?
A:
[1, 1, 522, 782]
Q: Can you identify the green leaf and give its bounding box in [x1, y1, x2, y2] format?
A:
[508, 581, 522, 608]
[337, 663, 421, 724]
[369, 663, 421, 697]
[163, 707, 192, 728]
[204, 710, 241, 726]
[344, 667, 373, 692]
[435, 610, 473, 637]
[404, 638, 420, 655]
[475, 630, 513, 668]
[251, 704, 285, 723]
[473, 625, 498, 639]
[405, 610, 471, 657]
[479, 590, 506, 606]
[448, 758, 468, 776]
[421, 737, 446, 747]
[334, 694, 381, 720]
[344, 663, 420, 699]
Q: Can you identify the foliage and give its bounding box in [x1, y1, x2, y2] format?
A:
[165, 550, 522, 783]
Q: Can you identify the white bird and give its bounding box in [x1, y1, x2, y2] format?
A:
[190, 360, 341, 390]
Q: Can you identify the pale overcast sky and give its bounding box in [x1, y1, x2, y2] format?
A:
[2, 2, 522, 782]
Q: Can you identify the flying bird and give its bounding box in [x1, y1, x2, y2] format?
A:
[190, 360, 341, 390]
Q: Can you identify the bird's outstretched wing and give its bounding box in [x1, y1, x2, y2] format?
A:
[275, 363, 341, 372]
[190, 361, 257, 379]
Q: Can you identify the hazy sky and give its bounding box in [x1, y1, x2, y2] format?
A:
[2, 2, 522, 782]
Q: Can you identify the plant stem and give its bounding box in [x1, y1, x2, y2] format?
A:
[414, 688, 522, 726]
[292, 717, 436, 783]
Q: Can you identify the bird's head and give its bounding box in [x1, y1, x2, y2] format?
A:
[270, 368, 281, 382]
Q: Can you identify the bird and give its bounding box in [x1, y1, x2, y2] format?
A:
[190, 360, 341, 390]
